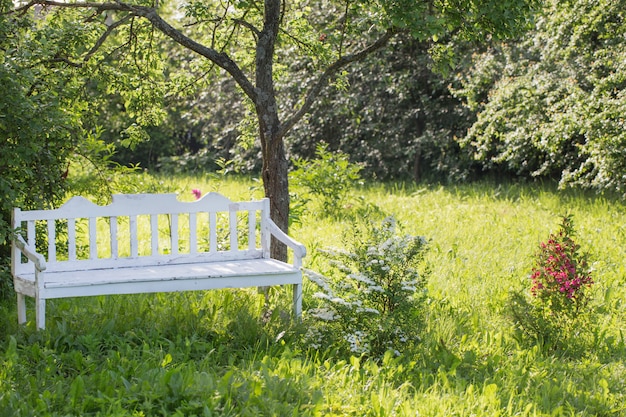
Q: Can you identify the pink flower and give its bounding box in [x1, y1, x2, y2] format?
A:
[192, 189, 202, 200]
[529, 215, 593, 316]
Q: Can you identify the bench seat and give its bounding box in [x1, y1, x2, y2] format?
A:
[14, 259, 300, 297]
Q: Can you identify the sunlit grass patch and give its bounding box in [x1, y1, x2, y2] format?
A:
[2, 176, 626, 416]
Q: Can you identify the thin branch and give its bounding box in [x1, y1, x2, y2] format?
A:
[183, 17, 221, 27]
[83, 14, 132, 62]
[279, 27, 317, 55]
[279, 27, 399, 139]
[233, 17, 260, 39]
[163, 66, 215, 102]
[211, 1, 230, 49]
[13, 0, 114, 14]
[46, 56, 83, 67]
[12, 0, 258, 101]
[138, 4, 257, 101]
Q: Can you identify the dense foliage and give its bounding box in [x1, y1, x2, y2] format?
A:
[305, 216, 429, 358]
[7, 0, 625, 196]
[0, 3, 78, 295]
[286, 36, 476, 182]
[102, 0, 626, 194]
[0, 3, 148, 296]
[290, 143, 363, 218]
[456, 0, 626, 194]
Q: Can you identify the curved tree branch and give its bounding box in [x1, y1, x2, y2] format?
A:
[16, 0, 258, 102]
[84, 14, 132, 62]
[279, 27, 399, 139]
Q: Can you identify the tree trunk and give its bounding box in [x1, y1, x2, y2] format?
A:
[256, 0, 288, 261]
[261, 127, 289, 262]
[255, 95, 289, 262]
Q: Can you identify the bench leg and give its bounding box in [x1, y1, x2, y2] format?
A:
[17, 293, 27, 325]
[258, 286, 270, 303]
[292, 283, 302, 319]
[36, 297, 46, 330]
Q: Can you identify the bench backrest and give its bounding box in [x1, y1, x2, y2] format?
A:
[12, 193, 272, 274]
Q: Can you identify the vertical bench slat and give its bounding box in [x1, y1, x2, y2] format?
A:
[89, 218, 97, 260]
[171, 214, 179, 255]
[246, 210, 254, 251]
[68, 218, 76, 261]
[150, 214, 159, 256]
[189, 213, 197, 254]
[27, 220, 35, 247]
[47, 220, 56, 262]
[130, 215, 138, 258]
[110, 216, 118, 259]
[261, 198, 271, 258]
[229, 211, 238, 251]
[209, 212, 217, 253]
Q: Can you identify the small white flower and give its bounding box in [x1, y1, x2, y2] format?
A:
[304, 269, 333, 293]
[349, 273, 375, 285]
[313, 292, 331, 300]
[349, 299, 363, 308]
[365, 285, 384, 293]
[356, 307, 380, 314]
[381, 238, 394, 250]
[344, 331, 370, 354]
[330, 297, 349, 306]
[309, 308, 338, 321]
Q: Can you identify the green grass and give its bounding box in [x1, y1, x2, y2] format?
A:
[1, 177, 626, 416]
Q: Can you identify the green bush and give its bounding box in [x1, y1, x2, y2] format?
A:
[303, 216, 429, 358]
[290, 142, 362, 218]
[509, 215, 595, 353]
[456, 0, 626, 194]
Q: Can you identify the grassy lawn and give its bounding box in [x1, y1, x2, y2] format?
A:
[1, 176, 625, 416]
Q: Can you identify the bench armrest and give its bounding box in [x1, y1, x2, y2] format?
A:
[267, 220, 306, 267]
[14, 235, 47, 271]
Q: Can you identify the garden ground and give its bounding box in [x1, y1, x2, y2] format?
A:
[1, 176, 625, 416]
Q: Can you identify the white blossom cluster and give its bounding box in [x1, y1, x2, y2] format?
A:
[302, 216, 429, 356]
[303, 268, 332, 293]
[304, 327, 324, 350]
[345, 331, 370, 354]
[308, 307, 339, 321]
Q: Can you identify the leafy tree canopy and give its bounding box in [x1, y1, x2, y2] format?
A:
[456, 0, 626, 195]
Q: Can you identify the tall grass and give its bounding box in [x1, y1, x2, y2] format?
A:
[1, 176, 625, 416]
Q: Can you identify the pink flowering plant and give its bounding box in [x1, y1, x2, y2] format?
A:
[530, 215, 593, 317]
[303, 216, 429, 358]
[510, 215, 595, 351]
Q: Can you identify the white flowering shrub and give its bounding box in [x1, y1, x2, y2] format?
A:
[304, 217, 429, 358]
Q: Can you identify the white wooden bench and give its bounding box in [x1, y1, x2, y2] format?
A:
[11, 192, 305, 329]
